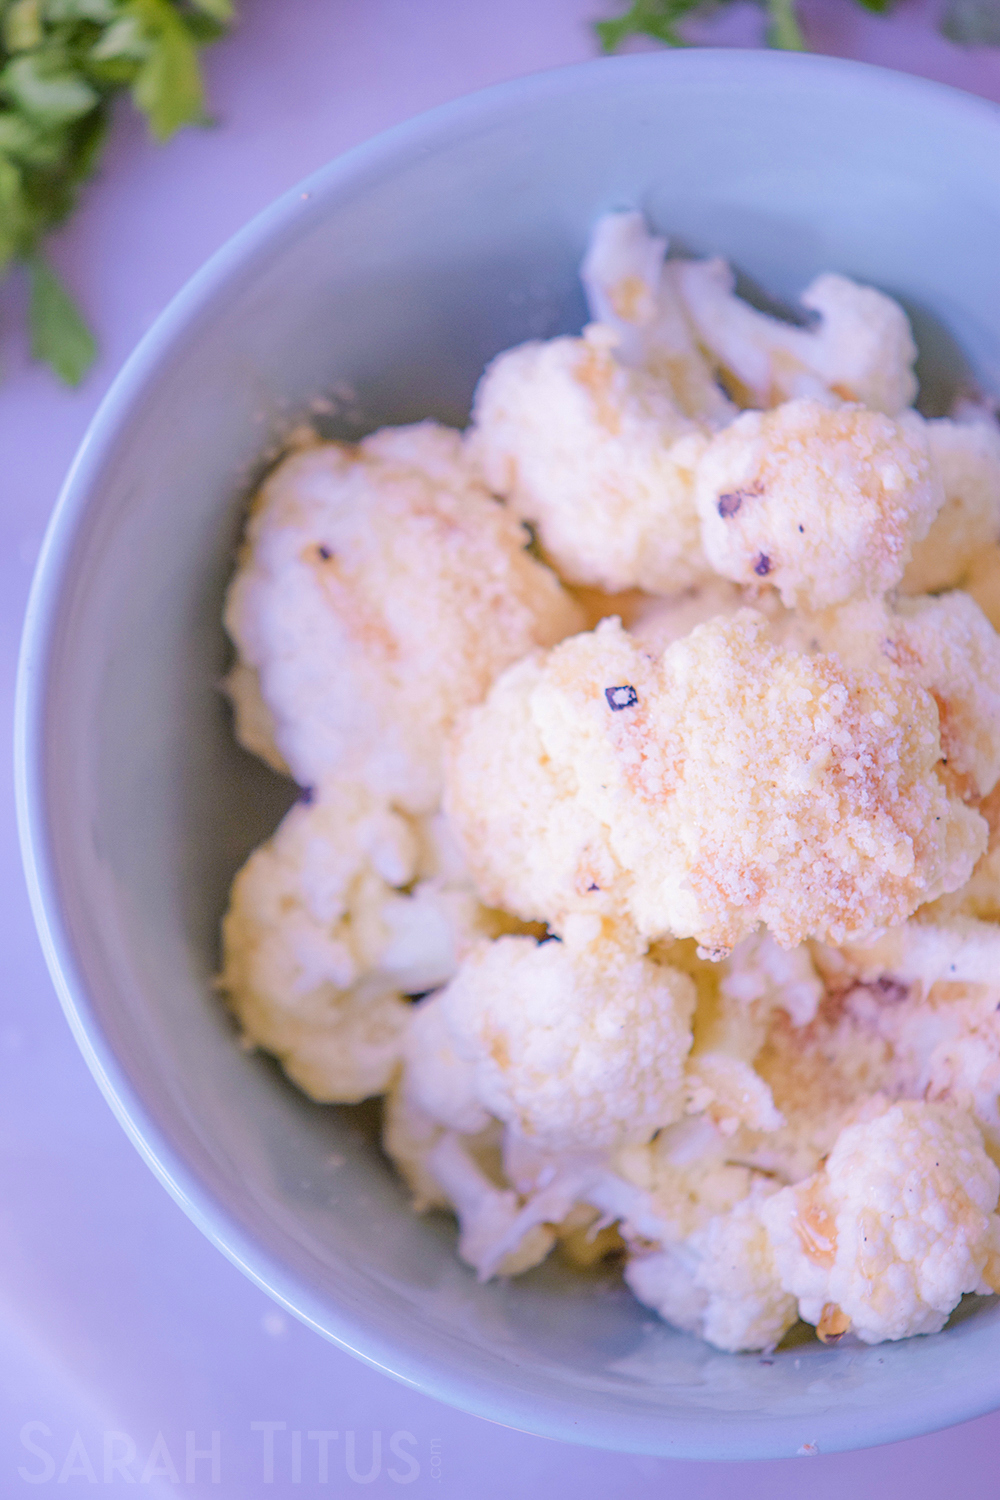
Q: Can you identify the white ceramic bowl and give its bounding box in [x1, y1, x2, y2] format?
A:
[16, 50, 1000, 1458]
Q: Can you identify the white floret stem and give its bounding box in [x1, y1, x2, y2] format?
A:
[426, 1132, 505, 1224]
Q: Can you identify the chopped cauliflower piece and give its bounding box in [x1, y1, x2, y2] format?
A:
[966, 544, 1000, 632]
[626, 1183, 798, 1352]
[762, 1102, 1000, 1343]
[838, 911, 1000, 993]
[222, 660, 290, 775]
[695, 399, 942, 610]
[676, 257, 918, 415]
[445, 612, 984, 953]
[819, 591, 1000, 800]
[403, 991, 492, 1135]
[224, 421, 582, 810]
[685, 1052, 784, 1137]
[437, 930, 695, 1151]
[580, 210, 735, 426]
[382, 1077, 507, 1213]
[722, 930, 824, 1029]
[925, 784, 1000, 923]
[218, 783, 498, 1102]
[754, 925, 1000, 1175]
[468, 327, 713, 594]
[426, 1132, 557, 1278]
[901, 419, 1000, 594]
[611, 1115, 769, 1241]
[677, 933, 798, 1135]
[382, 1083, 452, 1211]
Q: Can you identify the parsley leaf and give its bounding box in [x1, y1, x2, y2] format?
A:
[766, 0, 806, 47]
[0, 0, 233, 385]
[595, 0, 705, 50]
[596, 0, 908, 50]
[189, 0, 232, 20]
[27, 252, 96, 385]
[129, 0, 205, 140]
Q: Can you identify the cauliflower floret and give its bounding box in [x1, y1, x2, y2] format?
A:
[676, 257, 918, 415]
[384, 1087, 609, 1277]
[694, 399, 942, 610]
[901, 419, 1000, 594]
[468, 326, 712, 594]
[966, 545, 1000, 631]
[382, 1083, 452, 1211]
[513, 1114, 796, 1349]
[834, 934, 1000, 1161]
[489, 1112, 753, 1269]
[224, 421, 582, 811]
[668, 933, 799, 1136]
[625, 1183, 798, 1352]
[722, 930, 824, 1029]
[218, 784, 500, 1102]
[402, 991, 492, 1135]
[221, 660, 290, 775]
[745, 921, 1000, 1182]
[762, 1101, 1000, 1344]
[426, 1131, 557, 1278]
[926, 784, 1000, 923]
[837, 911, 1000, 993]
[579, 210, 735, 425]
[445, 612, 984, 953]
[436, 929, 696, 1151]
[684, 1052, 784, 1138]
[819, 591, 1000, 800]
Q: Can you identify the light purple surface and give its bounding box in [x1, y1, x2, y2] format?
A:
[5, 2, 1000, 1493]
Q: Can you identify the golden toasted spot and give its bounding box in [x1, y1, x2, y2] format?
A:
[793, 1185, 837, 1269]
[816, 1302, 851, 1344]
[573, 342, 622, 434]
[485, 1025, 510, 1071]
[609, 274, 649, 323]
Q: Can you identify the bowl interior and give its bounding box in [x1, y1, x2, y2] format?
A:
[21, 51, 1000, 1458]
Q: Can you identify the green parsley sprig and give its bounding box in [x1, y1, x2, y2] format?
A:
[595, 0, 999, 55]
[0, 0, 232, 386]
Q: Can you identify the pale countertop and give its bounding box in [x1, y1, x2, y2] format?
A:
[4, 2, 1000, 1494]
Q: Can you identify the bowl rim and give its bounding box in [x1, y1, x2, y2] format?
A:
[15, 46, 1000, 1460]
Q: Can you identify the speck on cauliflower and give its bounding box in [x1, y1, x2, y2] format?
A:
[435, 929, 696, 1151]
[694, 399, 942, 610]
[467, 325, 713, 594]
[675, 256, 919, 415]
[218, 782, 502, 1102]
[902, 419, 1000, 595]
[224, 420, 582, 812]
[762, 1101, 1000, 1344]
[445, 612, 984, 953]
